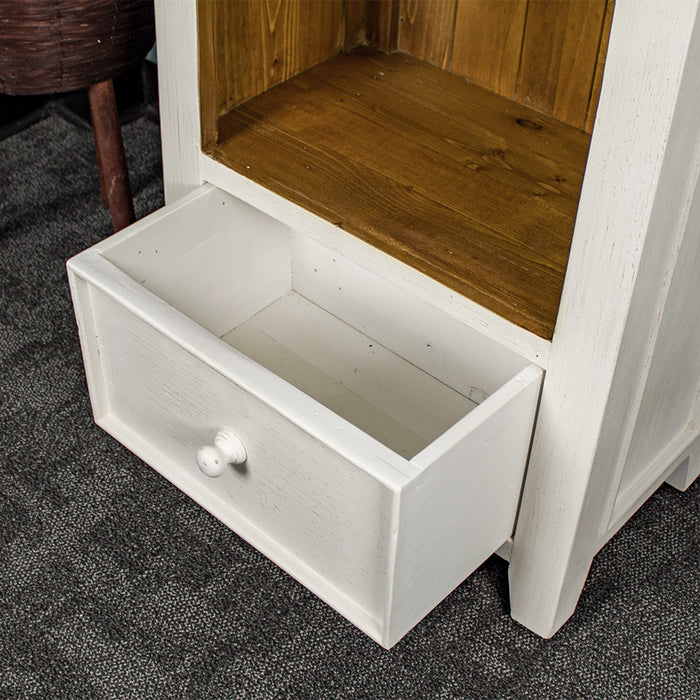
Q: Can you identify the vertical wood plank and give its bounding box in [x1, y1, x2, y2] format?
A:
[451, 0, 528, 99]
[367, 0, 401, 51]
[211, 0, 265, 112]
[585, 0, 614, 133]
[397, 0, 457, 70]
[518, 0, 607, 130]
[205, 0, 345, 113]
[388, 365, 543, 646]
[197, 0, 218, 147]
[343, 0, 368, 49]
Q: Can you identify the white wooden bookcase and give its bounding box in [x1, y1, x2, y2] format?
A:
[68, 0, 700, 644]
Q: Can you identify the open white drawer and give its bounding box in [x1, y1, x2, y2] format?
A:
[67, 184, 542, 648]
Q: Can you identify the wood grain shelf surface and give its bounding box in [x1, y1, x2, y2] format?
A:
[206, 48, 591, 339]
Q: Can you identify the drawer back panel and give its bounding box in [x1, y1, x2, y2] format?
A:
[104, 189, 293, 337]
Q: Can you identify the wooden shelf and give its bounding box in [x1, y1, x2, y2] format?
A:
[205, 48, 591, 339]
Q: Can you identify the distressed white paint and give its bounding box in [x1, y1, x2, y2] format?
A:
[154, 0, 202, 201]
[292, 233, 526, 400]
[387, 365, 542, 646]
[666, 433, 700, 492]
[616, 163, 700, 499]
[197, 429, 248, 478]
[222, 292, 477, 459]
[66, 276, 110, 424]
[509, 0, 700, 637]
[67, 185, 542, 647]
[104, 187, 292, 337]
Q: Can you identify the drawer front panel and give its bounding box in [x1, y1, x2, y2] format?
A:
[87, 285, 395, 638]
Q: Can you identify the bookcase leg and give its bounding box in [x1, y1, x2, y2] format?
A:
[510, 431, 700, 638]
[509, 541, 593, 639]
[666, 434, 700, 492]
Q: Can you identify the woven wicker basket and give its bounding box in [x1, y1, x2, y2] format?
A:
[0, 0, 155, 95]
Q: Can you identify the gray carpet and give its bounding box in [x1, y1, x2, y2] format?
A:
[1, 114, 699, 699]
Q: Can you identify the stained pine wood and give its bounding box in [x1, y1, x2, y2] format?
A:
[366, 0, 400, 51]
[518, 0, 607, 130]
[207, 49, 590, 338]
[197, 0, 345, 117]
[198, 0, 612, 146]
[363, 0, 611, 128]
[343, 0, 368, 49]
[585, 0, 614, 133]
[196, 0, 219, 148]
[397, 0, 457, 70]
[451, 0, 528, 98]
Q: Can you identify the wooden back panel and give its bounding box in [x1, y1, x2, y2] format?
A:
[399, 0, 614, 132]
[198, 0, 352, 145]
[198, 0, 613, 143]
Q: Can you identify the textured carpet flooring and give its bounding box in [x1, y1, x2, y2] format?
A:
[1, 115, 699, 699]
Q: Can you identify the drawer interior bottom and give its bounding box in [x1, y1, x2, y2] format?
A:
[222, 290, 477, 458]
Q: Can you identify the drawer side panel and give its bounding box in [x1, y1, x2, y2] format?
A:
[386, 365, 543, 647]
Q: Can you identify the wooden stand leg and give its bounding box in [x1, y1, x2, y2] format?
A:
[94, 140, 110, 210]
[88, 79, 135, 232]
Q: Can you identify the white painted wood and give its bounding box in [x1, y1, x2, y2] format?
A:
[200, 154, 551, 368]
[495, 539, 513, 562]
[386, 365, 543, 646]
[83, 283, 399, 642]
[609, 425, 700, 535]
[509, 0, 700, 638]
[66, 275, 110, 424]
[103, 185, 292, 337]
[95, 183, 532, 461]
[101, 407, 387, 641]
[666, 433, 700, 492]
[74, 0, 700, 645]
[67, 183, 543, 647]
[605, 162, 700, 527]
[154, 0, 202, 202]
[101, 185, 263, 275]
[101, 184, 528, 396]
[292, 233, 528, 401]
[69, 249, 418, 490]
[222, 291, 477, 459]
[614, 157, 700, 501]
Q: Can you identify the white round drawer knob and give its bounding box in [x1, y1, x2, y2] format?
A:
[196, 429, 247, 478]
